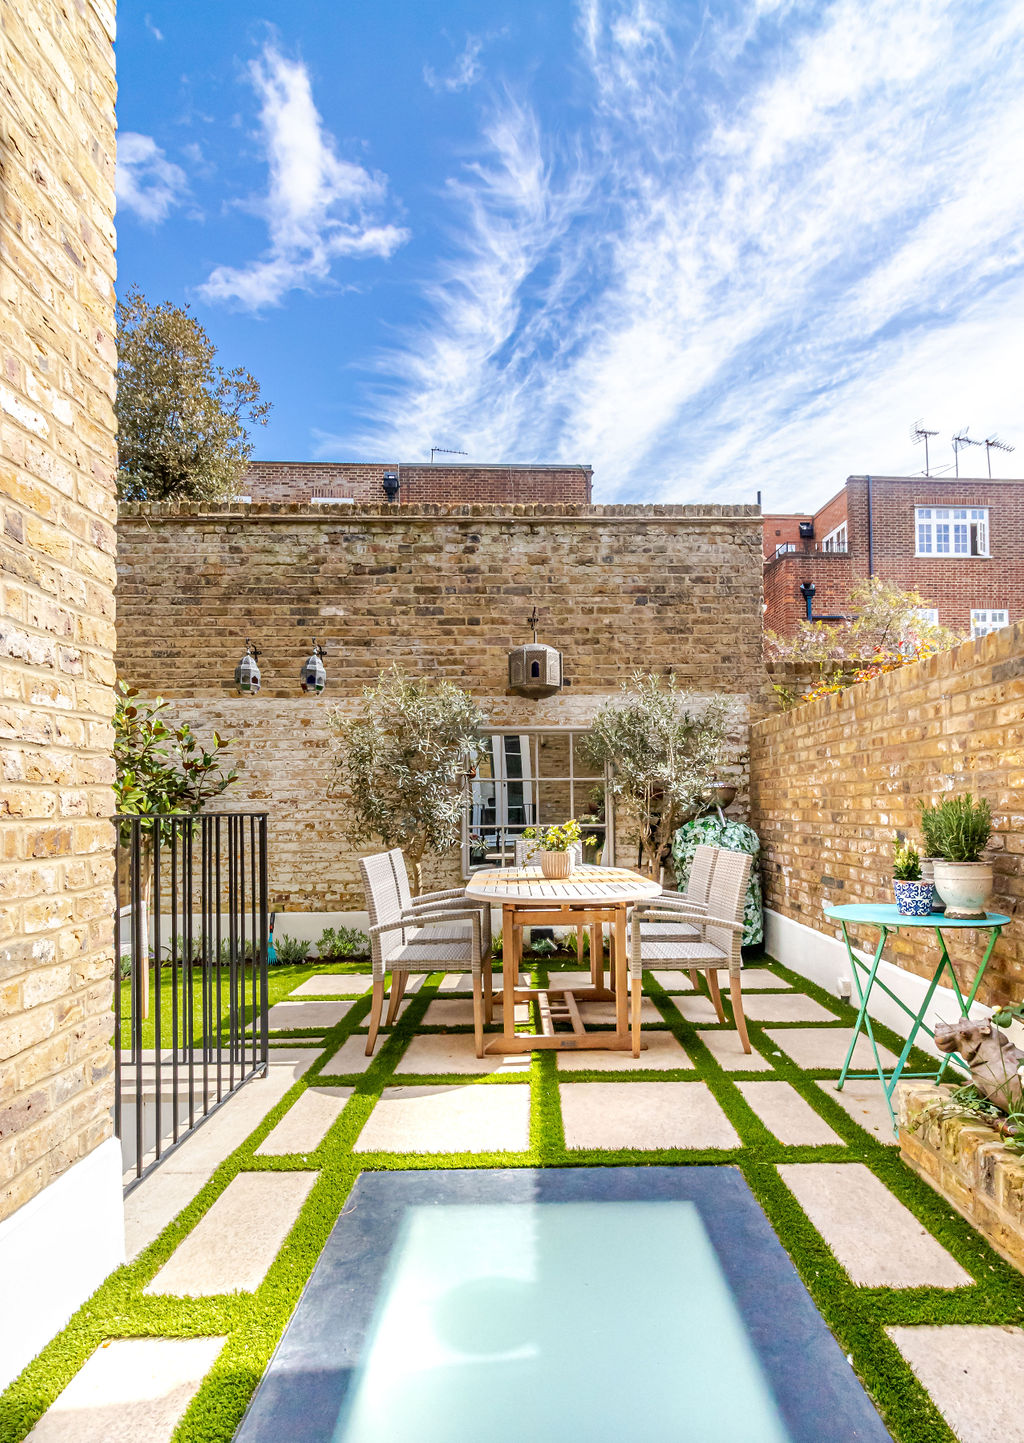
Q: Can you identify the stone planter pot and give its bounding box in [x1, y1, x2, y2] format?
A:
[932, 860, 993, 920]
[918, 857, 945, 914]
[539, 849, 572, 879]
[892, 879, 934, 916]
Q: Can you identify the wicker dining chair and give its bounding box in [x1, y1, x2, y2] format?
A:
[359, 851, 492, 1057]
[629, 849, 753, 1058]
[635, 842, 720, 986]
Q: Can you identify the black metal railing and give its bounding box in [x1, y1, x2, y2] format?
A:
[113, 812, 269, 1190]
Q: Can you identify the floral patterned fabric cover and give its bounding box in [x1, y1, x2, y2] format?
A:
[670, 816, 764, 947]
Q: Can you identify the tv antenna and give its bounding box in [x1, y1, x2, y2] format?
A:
[983, 434, 1015, 479]
[951, 428, 983, 478]
[910, 421, 939, 476]
[430, 446, 468, 463]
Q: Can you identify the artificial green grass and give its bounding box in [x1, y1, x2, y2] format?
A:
[117, 963, 321, 1050]
[3, 956, 1023, 1443]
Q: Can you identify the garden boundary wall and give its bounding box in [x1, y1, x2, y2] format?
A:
[750, 620, 1024, 1012]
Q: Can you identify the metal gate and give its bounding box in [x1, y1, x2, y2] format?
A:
[113, 812, 269, 1190]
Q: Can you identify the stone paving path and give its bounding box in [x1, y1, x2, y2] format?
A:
[11, 956, 1024, 1443]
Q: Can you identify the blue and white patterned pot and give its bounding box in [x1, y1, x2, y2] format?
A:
[893, 879, 934, 916]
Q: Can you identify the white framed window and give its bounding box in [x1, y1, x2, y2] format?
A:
[463, 730, 611, 874]
[911, 607, 939, 627]
[971, 609, 1008, 638]
[822, 523, 847, 552]
[915, 506, 989, 557]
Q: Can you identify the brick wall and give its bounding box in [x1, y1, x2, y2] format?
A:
[761, 513, 812, 559]
[116, 502, 764, 908]
[750, 622, 1024, 1005]
[242, 461, 593, 506]
[763, 551, 854, 633]
[0, 0, 118, 1222]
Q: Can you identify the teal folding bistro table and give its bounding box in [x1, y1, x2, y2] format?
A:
[823, 903, 1010, 1129]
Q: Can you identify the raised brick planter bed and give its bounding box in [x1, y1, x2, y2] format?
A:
[897, 1081, 1024, 1273]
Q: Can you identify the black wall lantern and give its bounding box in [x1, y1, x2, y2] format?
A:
[382, 470, 400, 502]
[234, 638, 261, 695]
[300, 638, 327, 696]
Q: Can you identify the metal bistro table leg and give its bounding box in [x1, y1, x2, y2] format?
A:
[934, 923, 1001, 1085]
[884, 930, 955, 1111]
[836, 922, 890, 1096]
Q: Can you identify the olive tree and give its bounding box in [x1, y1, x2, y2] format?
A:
[116, 286, 271, 502]
[330, 668, 485, 895]
[580, 672, 730, 877]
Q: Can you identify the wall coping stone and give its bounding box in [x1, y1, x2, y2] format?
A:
[118, 501, 761, 523]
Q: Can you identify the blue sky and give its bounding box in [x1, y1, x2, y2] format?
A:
[116, 0, 1024, 509]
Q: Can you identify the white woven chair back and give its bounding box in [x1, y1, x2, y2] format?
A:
[359, 851, 404, 964]
[389, 848, 414, 911]
[705, 850, 752, 955]
[685, 843, 717, 905]
[514, 838, 584, 868]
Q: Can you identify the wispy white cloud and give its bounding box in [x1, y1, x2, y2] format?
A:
[424, 35, 486, 93]
[116, 132, 188, 224]
[199, 44, 409, 311]
[339, 0, 1024, 506]
[145, 13, 164, 42]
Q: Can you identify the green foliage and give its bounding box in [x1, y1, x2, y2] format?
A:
[273, 933, 309, 965]
[580, 671, 729, 875]
[892, 837, 922, 881]
[929, 792, 992, 862]
[766, 578, 963, 666]
[317, 925, 369, 960]
[918, 801, 943, 859]
[115, 285, 271, 502]
[113, 682, 237, 841]
[521, 819, 582, 852]
[329, 666, 485, 893]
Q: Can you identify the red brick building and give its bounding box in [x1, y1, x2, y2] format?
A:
[764, 475, 1024, 637]
[241, 460, 593, 506]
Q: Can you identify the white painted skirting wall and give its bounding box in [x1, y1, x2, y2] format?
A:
[0, 1136, 125, 1393]
[764, 908, 998, 1061]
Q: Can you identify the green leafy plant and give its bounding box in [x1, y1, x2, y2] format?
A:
[317, 925, 369, 960]
[929, 792, 992, 862]
[918, 801, 943, 859]
[116, 285, 271, 502]
[892, 837, 922, 881]
[330, 666, 484, 895]
[521, 819, 582, 852]
[579, 672, 730, 876]
[273, 934, 309, 965]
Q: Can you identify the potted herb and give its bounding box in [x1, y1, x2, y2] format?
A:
[917, 802, 945, 914]
[892, 837, 932, 916]
[930, 793, 994, 919]
[521, 819, 582, 879]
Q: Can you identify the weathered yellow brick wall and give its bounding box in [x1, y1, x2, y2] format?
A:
[116, 503, 763, 908]
[0, 1, 118, 1221]
[750, 622, 1024, 1004]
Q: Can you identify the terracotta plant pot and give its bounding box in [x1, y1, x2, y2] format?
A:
[918, 857, 945, 914]
[539, 849, 572, 879]
[932, 860, 993, 920]
[893, 879, 934, 917]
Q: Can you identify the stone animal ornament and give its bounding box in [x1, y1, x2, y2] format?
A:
[933, 1019, 1024, 1116]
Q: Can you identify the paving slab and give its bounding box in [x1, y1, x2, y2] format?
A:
[25, 1337, 226, 1443]
[578, 997, 662, 1025]
[288, 974, 373, 997]
[353, 1084, 530, 1154]
[266, 1000, 353, 1032]
[736, 1082, 844, 1146]
[672, 994, 722, 1024]
[392, 1033, 531, 1076]
[560, 1081, 740, 1151]
[778, 1163, 971, 1288]
[647, 970, 698, 992]
[255, 1088, 353, 1155]
[557, 1032, 692, 1071]
[421, 998, 528, 1026]
[146, 1171, 318, 1296]
[817, 1080, 900, 1144]
[739, 993, 835, 1023]
[317, 1034, 379, 1075]
[887, 1325, 1024, 1443]
[123, 1059, 315, 1260]
[438, 971, 527, 992]
[764, 1027, 899, 1072]
[696, 1029, 774, 1071]
[731, 968, 793, 990]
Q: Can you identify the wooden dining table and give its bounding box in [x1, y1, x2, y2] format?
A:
[464, 866, 661, 1054]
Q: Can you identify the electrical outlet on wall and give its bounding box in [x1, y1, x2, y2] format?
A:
[836, 976, 852, 1000]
